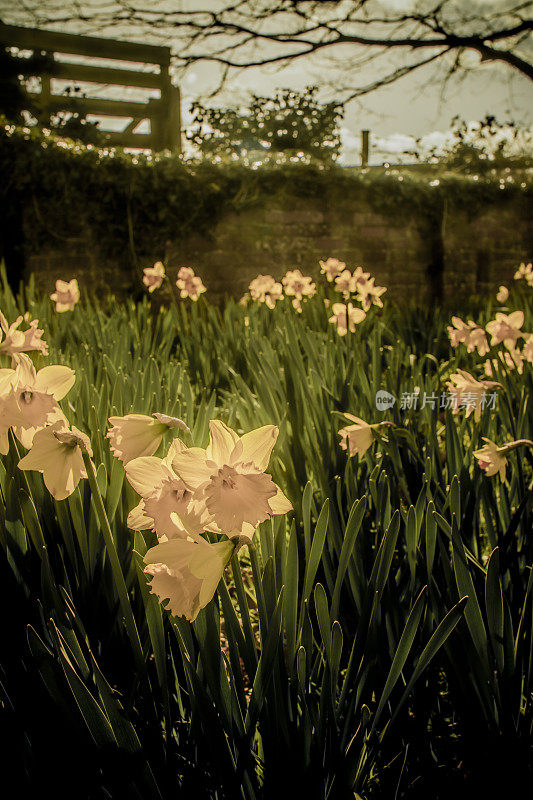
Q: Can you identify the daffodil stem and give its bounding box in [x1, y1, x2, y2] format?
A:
[82, 451, 146, 675]
[11, 430, 47, 555]
[247, 541, 269, 646]
[503, 439, 533, 451]
[165, 274, 181, 315]
[230, 552, 259, 663]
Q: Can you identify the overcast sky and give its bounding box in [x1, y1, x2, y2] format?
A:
[1, 0, 531, 161]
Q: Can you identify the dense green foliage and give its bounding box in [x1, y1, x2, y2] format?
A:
[187, 87, 343, 163]
[1, 267, 532, 798]
[417, 115, 533, 173]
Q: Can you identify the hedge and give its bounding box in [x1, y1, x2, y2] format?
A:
[0, 121, 530, 279]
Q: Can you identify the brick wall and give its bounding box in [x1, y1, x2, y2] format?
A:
[25, 193, 531, 305]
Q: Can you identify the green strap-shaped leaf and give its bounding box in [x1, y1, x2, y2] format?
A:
[371, 586, 427, 733]
[50, 623, 118, 750]
[302, 498, 329, 605]
[392, 595, 468, 726]
[314, 582, 331, 662]
[485, 547, 505, 675]
[283, 522, 299, 671]
[331, 496, 366, 622]
[451, 517, 489, 665]
[425, 501, 437, 580]
[244, 588, 284, 737]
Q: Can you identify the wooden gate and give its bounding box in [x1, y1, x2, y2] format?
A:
[0, 23, 182, 152]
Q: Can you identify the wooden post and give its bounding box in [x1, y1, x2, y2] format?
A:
[159, 65, 181, 153]
[361, 129, 370, 167]
[166, 83, 182, 153]
[39, 73, 51, 126]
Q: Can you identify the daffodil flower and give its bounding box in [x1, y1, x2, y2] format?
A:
[0, 366, 19, 452]
[18, 420, 92, 500]
[176, 267, 206, 301]
[282, 269, 316, 300]
[473, 437, 533, 481]
[143, 534, 235, 622]
[8, 354, 75, 448]
[473, 438, 508, 481]
[446, 369, 500, 422]
[50, 279, 80, 312]
[355, 277, 387, 311]
[337, 414, 391, 458]
[329, 302, 366, 335]
[319, 258, 346, 282]
[486, 311, 524, 350]
[447, 317, 489, 355]
[522, 334, 533, 363]
[170, 420, 292, 537]
[248, 275, 283, 308]
[496, 285, 509, 303]
[0, 312, 48, 361]
[514, 262, 532, 284]
[334, 269, 357, 298]
[142, 261, 166, 292]
[107, 412, 188, 464]
[125, 440, 212, 540]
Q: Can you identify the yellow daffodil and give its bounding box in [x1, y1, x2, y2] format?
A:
[282, 269, 316, 300]
[7, 354, 75, 448]
[50, 279, 80, 312]
[337, 414, 387, 458]
[125, 441, 212, 540]
[473, 438, 508, 481]
[484, 347, 524, 377]
[522, 334, 533, 363]
[248, 275, 283, 308]
[176, 267, 206, 301]
[514, 262, 532, 284]
[447, 317, 489, 355]
[0, 367, 18, 453]
[142, 261, 166, 292]
[0, 312, 48, 360]
[486, 311, 524, 350]
[329, 302, 366, 335]
[18, 420, 92, 500]
[355, 277, 387, 311]
[107, 413, 176, 464]
[143, 534, 235, 622]
[446, 369, 500, 422]
[334, 269, 357, 297]
[170, 420, 292, 537]
[496, 285, 509, 303]
[319, 257, 346, 282]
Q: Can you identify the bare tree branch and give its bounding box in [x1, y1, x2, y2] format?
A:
[0, 0, 531, 99]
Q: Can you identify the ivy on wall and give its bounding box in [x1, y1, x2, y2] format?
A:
[0, 121, 530, 284]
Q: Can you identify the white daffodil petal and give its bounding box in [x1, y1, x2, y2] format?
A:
[125, 456, 170, 497]
[34, 365, 76, 400]
[0, 368, 16, 395]
[171, 447, 214, 489]
[207, 420, 240, 464]
[18, 422, 88, 501]
[127, 499, 154, 531]
[268, 486, 293, 515]
[164, 437, 188, 467]
[238, 425, 278, 471]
